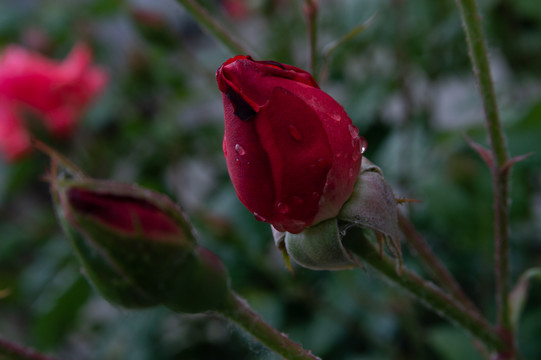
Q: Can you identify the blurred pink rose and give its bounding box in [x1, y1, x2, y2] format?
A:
[0, 99, 31, 161]
[221, 0, 249, 19]
[0, 43, 108, 162]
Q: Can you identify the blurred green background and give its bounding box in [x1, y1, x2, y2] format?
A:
[0, 0, 540, 359]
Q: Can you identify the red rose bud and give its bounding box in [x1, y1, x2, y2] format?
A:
[217, 56, 364, 233]
[47, 152, 229, 312]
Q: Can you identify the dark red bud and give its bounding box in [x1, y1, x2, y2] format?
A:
[67, 188, 182, 241]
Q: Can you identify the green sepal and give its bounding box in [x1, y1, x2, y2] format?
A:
[58, 213, 160, 308]
[163, 247, 230, 313]
[339, 158, 402, 269]
[283, 219, 358, 270]
[339, 158, 399, 242]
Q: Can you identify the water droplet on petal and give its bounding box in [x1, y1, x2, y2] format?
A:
[336, 152, 342, 158]
[288, 124, 303, 142]
[315, 158, 326, 168]
[235, 158, 241, 165]
[359, 136, 367, 154]
[223, 138, 228, 156]
[311, 192, 320, 200]
[253, 212, 266, 222]
[331, 113, 342, 122]
[348, 124, 359, 139]
[292, 196, 304, 205]
[277, 202, 290, 214]
[235, 144, 246, 156]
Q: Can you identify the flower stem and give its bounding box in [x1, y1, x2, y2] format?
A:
[303, 0, 318, 77]
[453, 0, 513, 355]
[0, 337, 59, 360]
[398, 212, 481, 316]
[342, 233, 505, 352]
[175, 0, 252, 55]
[219, 291, 321, 360]
[399, 212, 491, 358]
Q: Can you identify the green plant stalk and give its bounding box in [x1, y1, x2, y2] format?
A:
[175, 0, 252, 55]
[0, 337, 59, 360]
[343, 235, 505, 352]
[453, 0, 513, 351]
[398, 212, 481, 316]
[399, 213, 491, 358]
[220, 292, 321, 360]
[304, 0, 318, 77]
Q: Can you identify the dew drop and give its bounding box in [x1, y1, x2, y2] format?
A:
[277, 202, 290, 214]
[253, 212, 266, 222]
[349, 167, 355, 178]
[311, 192, 320, 200]
[348, 124, 359, 139]
[336, 152, 342, 158]
[288, 124, 303, 142]
[292, 196, 304, 205]
[235, 158, 241, 165]
[315, 158, 326, 168]
[331, 113, 342, 122]
[235, 144, 246, 156]
[223, 139, 228, 157]
[359, 136, 367, 154]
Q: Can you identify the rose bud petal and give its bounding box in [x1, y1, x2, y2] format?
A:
[46, 148, 230, 312]
[217, 56, 364, 233]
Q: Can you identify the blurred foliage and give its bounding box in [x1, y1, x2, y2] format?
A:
[0, 0, 540, 359]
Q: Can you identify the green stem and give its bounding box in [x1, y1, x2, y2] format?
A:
[453, 0, 513, 355]
[0, 337, 59, 360]
[303, 0, 318, 77]
[175, 0, 252, 55]
[398, 212, 481, 316]
[398, 212, 491, 358]
[219, 291, 321, 360]
[454, 0, 508, 166]
[342, 234, 505, 352]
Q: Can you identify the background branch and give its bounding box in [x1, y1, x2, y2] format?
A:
[342, 230, 504, 352]
[453, 1, 514, 357]
[0, 337, 59, 360]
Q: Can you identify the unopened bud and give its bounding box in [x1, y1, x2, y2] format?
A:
[45, 147, 230, 312]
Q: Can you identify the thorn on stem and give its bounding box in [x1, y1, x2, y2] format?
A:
[500, 153, 534, 174]
[396, 197, 422, 205]
[464, 135, 494, 168]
